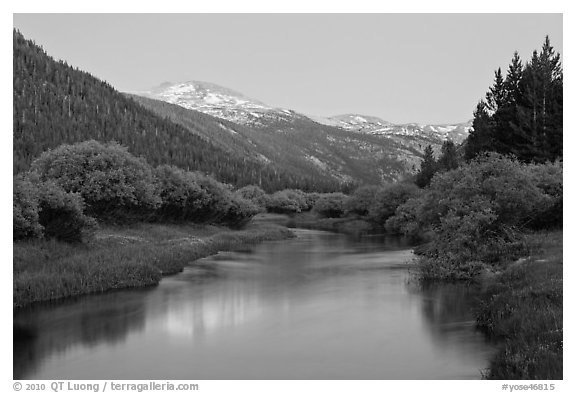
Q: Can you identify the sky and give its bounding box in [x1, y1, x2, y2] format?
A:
[13, 13, 562, 124]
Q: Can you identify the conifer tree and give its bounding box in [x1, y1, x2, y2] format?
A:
[465, 101, 493, 160]
[486, 68, 506, 113]
[465, 36, 562, 163]
[415, 145, 437, 188]
[438, 140, 459, 171]
[504, 51, 523, 105]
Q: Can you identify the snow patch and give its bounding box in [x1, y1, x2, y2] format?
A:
[305, 155, 328, 170]
[218, 123, 238, 134]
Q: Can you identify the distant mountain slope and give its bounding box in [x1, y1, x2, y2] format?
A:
[326, 114, 471, 144]
[12, 30, 343, 192]
[131, 93, 425, 185]
[136, 81, 472, 183]
[135, 81, 299, 128]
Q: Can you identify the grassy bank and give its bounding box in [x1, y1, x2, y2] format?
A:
[13, 217, 294, 308]
[476, 230, 563, 379]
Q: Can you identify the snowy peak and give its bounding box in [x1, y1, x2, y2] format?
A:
[149, 81, 268, 109]
[135, 80, 471, 143]
[327, 115, 472, 144]
[138, 81, 293, 126]
[330, 114, 391, 126]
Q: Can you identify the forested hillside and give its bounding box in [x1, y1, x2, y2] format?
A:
[12, 30, 342, 192]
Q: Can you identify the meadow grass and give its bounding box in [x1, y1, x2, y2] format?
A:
[476, 230, 563, 379]
[13, 219, 294, 308]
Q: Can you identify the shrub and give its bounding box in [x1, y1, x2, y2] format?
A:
[13, 174, 96, 243]
[189, 172, 235, 223]
[368, 183, 420, 225]
[13, 176, 42, 241]
[220, 195, 260, 228]
[525, 161, 563, 229]
[417, 202, 527, 280]
[282, 189, 309, 210]
[384, 196, 428, 237]
[30, 140, 161, 220]
[387, 154, 555, 279]
[345, 185, 380, 216]
[313, 193, 349, 218]
[236, 185, 269, 211]
[153, 165, 211, 221]
[300, 191, 321, 211]
[36, 180, 97, 242]
[266, 189, 308, 214]
[428, 154, 549, 228]
[389, 154, 552, 238]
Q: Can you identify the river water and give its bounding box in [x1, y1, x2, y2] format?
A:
[14, 229, 495, 379]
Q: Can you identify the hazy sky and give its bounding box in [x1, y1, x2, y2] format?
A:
[13, 14, 562, 124]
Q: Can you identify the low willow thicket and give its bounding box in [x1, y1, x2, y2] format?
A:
[14, 140, 261, 242]
[387, 154, 562, 280]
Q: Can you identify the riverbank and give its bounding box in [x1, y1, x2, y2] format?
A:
[476, 230, 563, 379]
[284, 211, 376, 235]
[13, 216, 295, 308]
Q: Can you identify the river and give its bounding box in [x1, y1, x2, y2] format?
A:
[14, 229, 495, 379]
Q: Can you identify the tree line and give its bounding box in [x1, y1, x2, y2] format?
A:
[414, 36, 562, 188]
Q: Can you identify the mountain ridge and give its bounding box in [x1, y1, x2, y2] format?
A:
[137, 81, 472, 143]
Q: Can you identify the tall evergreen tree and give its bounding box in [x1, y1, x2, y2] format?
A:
[438, 140, 459, 171]
[465, 101, 493, 160]
[465, 36, 562, 163]
[504, 51, 523, 105]
[415, 145, 437, 188]
[511, 36, 563, 162]
[486, 68, 506, 113]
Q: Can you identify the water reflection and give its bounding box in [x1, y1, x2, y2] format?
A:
[14, 230, 494, 379]
[14, 289, 151, 379]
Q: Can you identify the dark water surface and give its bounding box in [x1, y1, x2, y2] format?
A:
[14, 229, 495, 379]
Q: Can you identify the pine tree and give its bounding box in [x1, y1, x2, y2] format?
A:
[513, 36, 563, 162]
[415, 145, 437, 188]
[438, 140, 459, 171]
[486, 68, 506, 113]
[504, 51, 523, 105]
[464, 36, 562, 163]
[465, 101, 493, 160]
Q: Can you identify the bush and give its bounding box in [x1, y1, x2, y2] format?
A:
[236, 185, 269, 211]
[30, 140, 161, 220]
[313, 193, 349, 218]
[384, 196, 428, 237]
[299, 191, 321, 211]
[429, 154, 549, 228]
[153, 165, 211, 221]
[13, 176, 42, 241]
[389, 154, 552, 238]
[387, 154, 556, 279]
[154, 166, 257, 226]
[344, 185, 380, 216]
[37, 180, 97, 242]
[189, 172, 235, 223]
[525, 161, 563, 229]
[266, 189, 309, 214]
[220, 195, 260, 228]
[13, 174, 96, 243]
[368, 183, 420, 225]
[417, 204, 527, 280]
